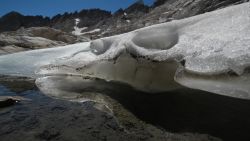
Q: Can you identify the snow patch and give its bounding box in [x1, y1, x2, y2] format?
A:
[81, 29, 101, 35]
[72, 18, 88, 36]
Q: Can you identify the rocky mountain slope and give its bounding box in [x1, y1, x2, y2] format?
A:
[97, 0, 249, 38]
[1, 0, 248, 36]
[0, 0, 248, 54]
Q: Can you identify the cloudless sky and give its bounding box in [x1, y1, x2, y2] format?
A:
[0, 0, 155, 17]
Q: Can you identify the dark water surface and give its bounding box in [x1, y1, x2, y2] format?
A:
[116, 88, 250, 141]
[0, 81, 133, 141]
[1, 77, 250, 141]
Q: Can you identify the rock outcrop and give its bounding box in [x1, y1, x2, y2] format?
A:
[50, 9, 111, 33]
[0, 27, 88, 55]
[0, 11, 50, 33]
[98, 0, 248, 38]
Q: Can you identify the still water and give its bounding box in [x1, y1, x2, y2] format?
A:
[0, 77, 250, 141]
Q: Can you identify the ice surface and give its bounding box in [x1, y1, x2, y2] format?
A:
[0, 42, 91, 77]
[0, 2, 250, 99]
[175, 69, 250, 99]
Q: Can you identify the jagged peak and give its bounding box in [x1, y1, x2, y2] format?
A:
[153, 0, 168, 7]
[125, 0, 149, 13]
[1, 11, 23, 18]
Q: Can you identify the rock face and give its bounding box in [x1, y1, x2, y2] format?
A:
[99, 0, 248, 38]
[141, 0, 250, 25]
[91, 0, 150, 38]
[76, 0, 248, 39]
[50, 9, 112, 33]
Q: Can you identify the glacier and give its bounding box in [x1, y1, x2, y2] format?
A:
[0, 42, 93, 77]
[0, 2, 249, 99]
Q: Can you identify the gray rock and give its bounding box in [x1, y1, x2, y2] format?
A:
[0, 33, 65, 55]
[0, 27, 89, 55]
[22, 27, 79, 44]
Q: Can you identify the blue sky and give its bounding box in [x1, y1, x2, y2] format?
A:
[0, 0, 155, 17]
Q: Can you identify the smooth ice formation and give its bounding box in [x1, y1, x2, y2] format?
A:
[0, 42, 93, 77]
[0, 2, 249, 99]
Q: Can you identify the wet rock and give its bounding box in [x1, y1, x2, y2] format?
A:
[0, 98, 17, 107]
[0, 96, 30, 108]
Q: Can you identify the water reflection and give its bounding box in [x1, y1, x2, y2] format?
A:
[1, 77, 219, 141]
[36, 75, 250, 141]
